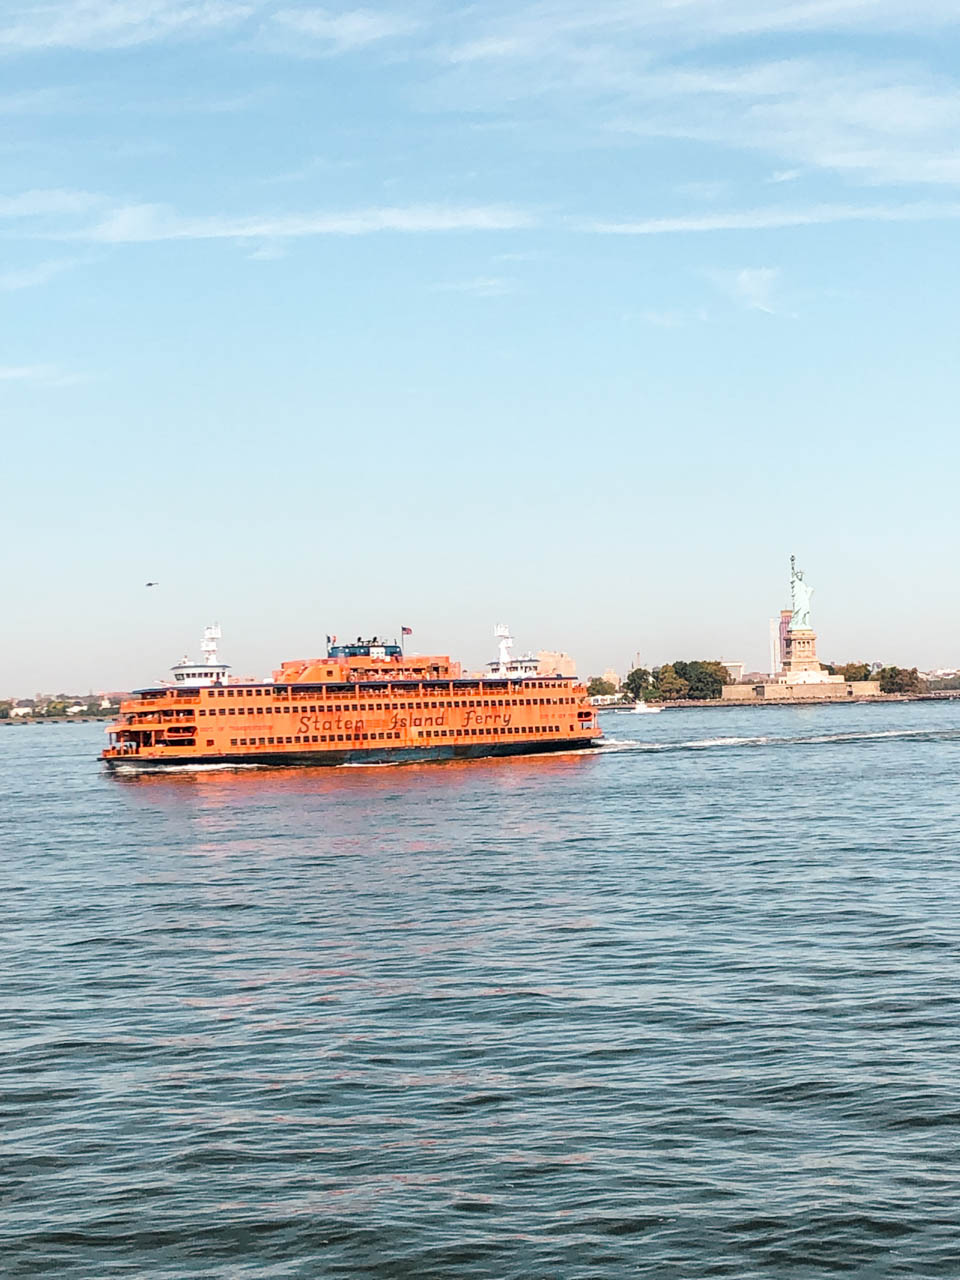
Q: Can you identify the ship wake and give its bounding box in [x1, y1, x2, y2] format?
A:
[599, 727, 956, 755]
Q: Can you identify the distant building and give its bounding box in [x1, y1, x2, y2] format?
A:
[719, 659, 745, 683]
[601, 667, 620, 690]
[10, 702, 33, 717]
[537, 650, 576, 678]
[481, 627, 576, 680]
[779, 609, 792, 670]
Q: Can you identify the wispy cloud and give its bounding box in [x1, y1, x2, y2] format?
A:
[582, 201, 960, 234]
[4, 0, 959, 59]
[4, 2, 960, 201]
[0, 188, 103, 217]
[0, 0, 420, 56]
[0, 0, 254, 52]
[244, 241, 285, 260]
[428, 6, 960, 189]
[709, 266, 782, 314]
[67, 201, 535, 242]
[10, 187, 960, 248]
[441, 0, 960, 64]
[270, 7, 417, 52]
[0, 363, 66, 382]
[607, 59, 960, 187]
[0, 257, 85, 290]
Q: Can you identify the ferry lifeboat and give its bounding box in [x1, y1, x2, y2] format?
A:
[102, 627, 602, 770]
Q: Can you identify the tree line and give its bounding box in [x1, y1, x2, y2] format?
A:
[589, 661, 732, 702]
[588, 662, 926, 702]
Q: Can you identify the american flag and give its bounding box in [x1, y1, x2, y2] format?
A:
[402, 626, 413, 636]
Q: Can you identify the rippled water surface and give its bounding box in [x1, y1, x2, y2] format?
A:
[4, 703, 960, 1277]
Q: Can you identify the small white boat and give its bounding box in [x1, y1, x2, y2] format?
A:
[631, 702, 662, 714]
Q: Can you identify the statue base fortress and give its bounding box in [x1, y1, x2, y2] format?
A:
[723, 632, 882, 700]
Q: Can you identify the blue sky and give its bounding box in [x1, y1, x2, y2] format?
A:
[3, 0, 960, 692]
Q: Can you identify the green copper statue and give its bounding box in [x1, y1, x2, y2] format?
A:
[789, 556, 813, 631]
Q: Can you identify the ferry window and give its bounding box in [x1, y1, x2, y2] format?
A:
[227, 690, 234, 697]
[285, 737, 293, 744]
[199, 710, 205, 716]
[312, 735, 319, 743]
[228, 708, 235, 715]
[376, 703, 382, 711]
[230, 738, 237, 745]
[256, 690, 262, 697]
[378, 732, 384, 739]
[309, 705, 316, 713]
[337, 734, 344, 741]
[240, 738, 247, 746]
[268, 737, 274, 744]
[206, 739, 214, 746]
[294, 736, 301, 743]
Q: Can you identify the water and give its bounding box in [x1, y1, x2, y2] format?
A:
[3, 701, 960, 1278]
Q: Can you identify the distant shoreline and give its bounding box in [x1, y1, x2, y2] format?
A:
[602, 692, 960, 711]
[1, 716, 114, 726]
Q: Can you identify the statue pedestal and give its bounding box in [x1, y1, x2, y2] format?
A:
[779, 628, 843, 685]
[783, 628, 820, 673]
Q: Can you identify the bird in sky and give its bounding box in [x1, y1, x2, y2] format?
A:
[145, 581, 159, 587]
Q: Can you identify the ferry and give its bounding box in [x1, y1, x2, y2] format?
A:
[102, 626, 601, 770]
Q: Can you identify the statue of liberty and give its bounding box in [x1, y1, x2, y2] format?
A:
[789, 556, 813, 631]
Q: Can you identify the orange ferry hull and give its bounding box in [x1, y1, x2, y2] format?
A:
[103, 736, 595, 771]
